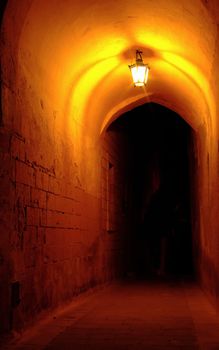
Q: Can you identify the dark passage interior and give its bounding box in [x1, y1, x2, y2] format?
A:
[4, 103, 209, 349]
[107, 103, 193, 280]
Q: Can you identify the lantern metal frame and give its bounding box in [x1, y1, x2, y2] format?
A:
[129, 50, 149, 87]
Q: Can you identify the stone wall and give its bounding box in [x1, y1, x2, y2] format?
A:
[0, 129, 94, 331]
[100, 128, 129, 280]
[0, 80, 129, 332]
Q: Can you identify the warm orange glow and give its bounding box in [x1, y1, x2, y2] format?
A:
[2, 0, 219, 338]
[162, 53, 209, 96]
[12, 0, 217, 194]
[129, 50, 149, 87]
[70, 57, 119, 127]
[161, 52, 216, 131]
[129, 64, 149, 86]
[17, 0, 217, 143]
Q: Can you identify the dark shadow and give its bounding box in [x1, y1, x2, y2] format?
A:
[0, 0, 7, 25]
[0, 0, 8, 125]
[108, 102, 194, 281]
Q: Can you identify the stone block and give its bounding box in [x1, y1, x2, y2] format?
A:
[15, 183, 31, 206]
[11, 134, 26, 161]
[36, 169, 49, 191]
[47, 193, 76, 214]
[23, 226, 38, 249]
[16, 160, 35, 187]
[45, 228, 82, 246]
[30, 188, 47, 209]
[45, 210, 81, 229]
[40, 209, 47, 226]
[26, 206, 40, 226]
[0, 129, 11, 153]
[48, 176, 61, 195]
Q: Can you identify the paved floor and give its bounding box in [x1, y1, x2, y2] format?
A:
[3, 280, 219, 349]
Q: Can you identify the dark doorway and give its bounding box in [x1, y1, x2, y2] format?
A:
[108, 102, 193, 280]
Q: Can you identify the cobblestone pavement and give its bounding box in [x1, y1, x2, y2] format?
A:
[3, 280, 219, 349]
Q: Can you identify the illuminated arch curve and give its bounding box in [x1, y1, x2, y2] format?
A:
[1, 0, 217, 137]
[1, 0, 217, 198]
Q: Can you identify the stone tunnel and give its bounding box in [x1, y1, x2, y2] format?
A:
[1, 0, 219, 347]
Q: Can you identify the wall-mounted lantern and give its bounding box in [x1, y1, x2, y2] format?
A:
[129, 50, 149, 87]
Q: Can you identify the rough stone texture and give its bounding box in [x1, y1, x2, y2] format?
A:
[0, 77, 128, 332]
[0, 128, 14, 332]
[1, 0, 219, 337]
[100, 129, 128, 280]
[1, 130, 100, 332]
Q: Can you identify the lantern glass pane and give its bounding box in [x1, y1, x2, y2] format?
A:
[131, 65, 149, 86]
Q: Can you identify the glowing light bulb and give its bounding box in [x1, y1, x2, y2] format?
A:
[129, 50, 149, 87]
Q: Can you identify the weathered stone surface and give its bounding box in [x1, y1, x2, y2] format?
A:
[1, 0, 219, 338]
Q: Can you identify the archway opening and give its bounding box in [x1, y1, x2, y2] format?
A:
[104, 102, 194, 280]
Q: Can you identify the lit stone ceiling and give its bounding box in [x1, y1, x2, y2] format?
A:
[16, 0, 218, 137]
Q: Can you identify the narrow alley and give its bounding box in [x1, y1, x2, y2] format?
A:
[1, 1, 219, 348]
